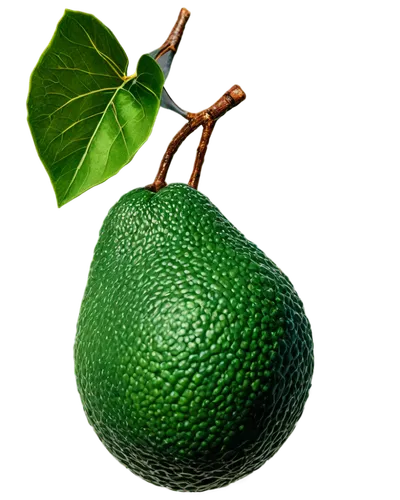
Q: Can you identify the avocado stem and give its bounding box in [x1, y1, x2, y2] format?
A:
[147, 85, 246, 192]
[188, 121, 215, 189]
[149, 114, 208, 192]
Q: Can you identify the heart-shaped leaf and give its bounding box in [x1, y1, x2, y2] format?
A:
[27, 10, 164, 206]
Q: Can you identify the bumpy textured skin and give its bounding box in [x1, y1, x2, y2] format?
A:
[75, 184, 314, 491]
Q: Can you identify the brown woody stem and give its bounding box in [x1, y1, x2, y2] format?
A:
[188, 121, 216, 189]
[147, 115, 205, 192]
[147, 85, 246, 192]
[155, 8, 191, 60]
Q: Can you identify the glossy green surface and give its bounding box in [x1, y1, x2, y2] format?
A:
[27, 10, 164, 206]
[75, 184, 314, 491]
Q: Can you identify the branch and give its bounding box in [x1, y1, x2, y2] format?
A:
[147, 85, 246, 192]
[188, 120, 216, 189]
[156, 8, 191, 60]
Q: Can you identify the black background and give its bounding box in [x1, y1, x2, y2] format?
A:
[16, 0, 329, 497]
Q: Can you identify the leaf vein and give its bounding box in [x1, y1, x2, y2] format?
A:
[111, 102, 128, 154]
[43, 112, 104, 154]
[49, 67, 118, 78]
[70, 18, 125, 80]
[61, 87, 122, 201]
[46, 87, 119, 118]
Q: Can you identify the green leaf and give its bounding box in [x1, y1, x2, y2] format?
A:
[27, 10, 164, 206]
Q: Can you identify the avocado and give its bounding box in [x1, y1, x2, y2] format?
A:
[74, 183, 313, 491]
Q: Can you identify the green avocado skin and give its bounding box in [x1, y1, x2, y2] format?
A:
[74, 183, 314, 491]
